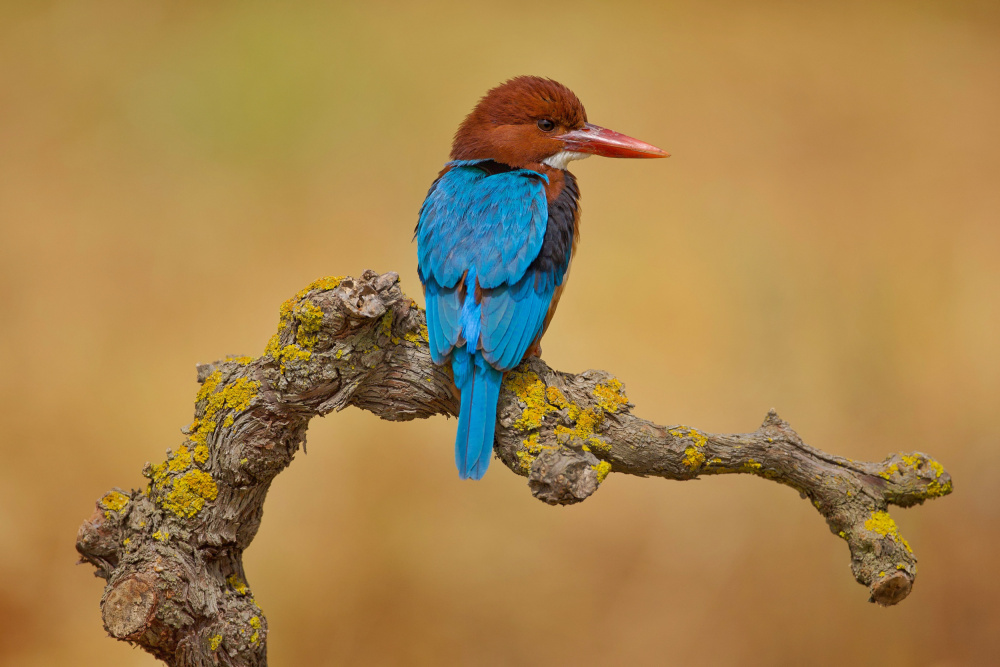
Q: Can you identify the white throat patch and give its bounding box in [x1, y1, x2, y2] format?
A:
[542, 151, 591, 171]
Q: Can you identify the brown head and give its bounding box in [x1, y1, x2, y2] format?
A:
[450, 76, 668, 170]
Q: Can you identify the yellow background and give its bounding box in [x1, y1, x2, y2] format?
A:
[1, 1, 997, 664]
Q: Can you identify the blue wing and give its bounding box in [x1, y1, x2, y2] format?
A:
[417, 160, 552, 367]
[478, 271, 555, 370]
[418, 161, 549, 288]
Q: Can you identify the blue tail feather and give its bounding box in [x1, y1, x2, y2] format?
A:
[452, 348, 503, 480]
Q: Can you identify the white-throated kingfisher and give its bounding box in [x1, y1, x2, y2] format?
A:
[416, 76, 668, 480]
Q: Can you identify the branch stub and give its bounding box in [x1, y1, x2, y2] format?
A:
[103, 575, 157, 639]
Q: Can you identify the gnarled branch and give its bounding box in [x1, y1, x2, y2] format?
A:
[76, 270, 953, 666]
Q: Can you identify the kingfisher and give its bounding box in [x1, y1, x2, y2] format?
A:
[416, 76, 668, 480]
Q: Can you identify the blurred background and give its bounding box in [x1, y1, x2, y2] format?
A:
[1, 0, 998, 665]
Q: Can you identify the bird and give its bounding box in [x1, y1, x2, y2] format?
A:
[416, 76, 668, 480]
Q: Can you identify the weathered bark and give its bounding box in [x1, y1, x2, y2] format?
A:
[76, 270, 953, 666]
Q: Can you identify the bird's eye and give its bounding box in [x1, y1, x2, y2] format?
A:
[537, 119, 556, 132]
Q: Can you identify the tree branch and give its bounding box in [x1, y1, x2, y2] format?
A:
[76, 270, 953, 666]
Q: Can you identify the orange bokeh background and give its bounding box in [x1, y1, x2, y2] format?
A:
[1, 1, 998, 665]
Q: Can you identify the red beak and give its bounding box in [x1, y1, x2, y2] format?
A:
[557, 122, 669, 159]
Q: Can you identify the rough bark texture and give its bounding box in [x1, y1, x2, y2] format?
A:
[76, 270, 954, 666]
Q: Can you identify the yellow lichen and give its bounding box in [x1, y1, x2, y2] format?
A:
[506, 370, 555, 431]
[295, 300, 325, 349]
[231, 356, 253, 365]
[522, 433, 542, 452]
[592, 377, 628, 413]
[516, 433, 556, 472]
[265, 276, 343, 362]
[249, 616, 261, 629]
[100, 490, 130, 513]
[668, 427, 708, 450]
[153, 530, 170, 542]
[554, 406, 610, 451]
[264, 333, 282, 358]
[515, 450, 534, 471]
[898, 452, 947, 478]
[222, 377, 260, 412]
[209, 635, 222, 651]
[551, 389, 607, 449]
[276, 277, 342, 332]
[189, 375, 260, 447]
[669, 428, 708, 471]
[276, 343, 311, 372]
[196, 370, 223, 402]
[683, 446, 706, 470]
[161, 470, 219, 518]
[894, 453, 952, 498]
[379, 312, 401, 345]
[297, 275, 343, 298]
[194, 371, 222, 414]
[506, 370, 624, 456]
[744, 459, 763, 470]
[122, 538, 131, 547]
[879, 463, 899, 480]
[190, 422, 215, 447]
[592, 460, 612, 483]
[546, 386, 569, 408]
[228, 574, 249, 595]
[167, 445, 194, 473]
[924, 477, 953, 498]
[149, 461, 169, 490]
[864, 511, 913, 553]
[402, 323, 429, 345]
